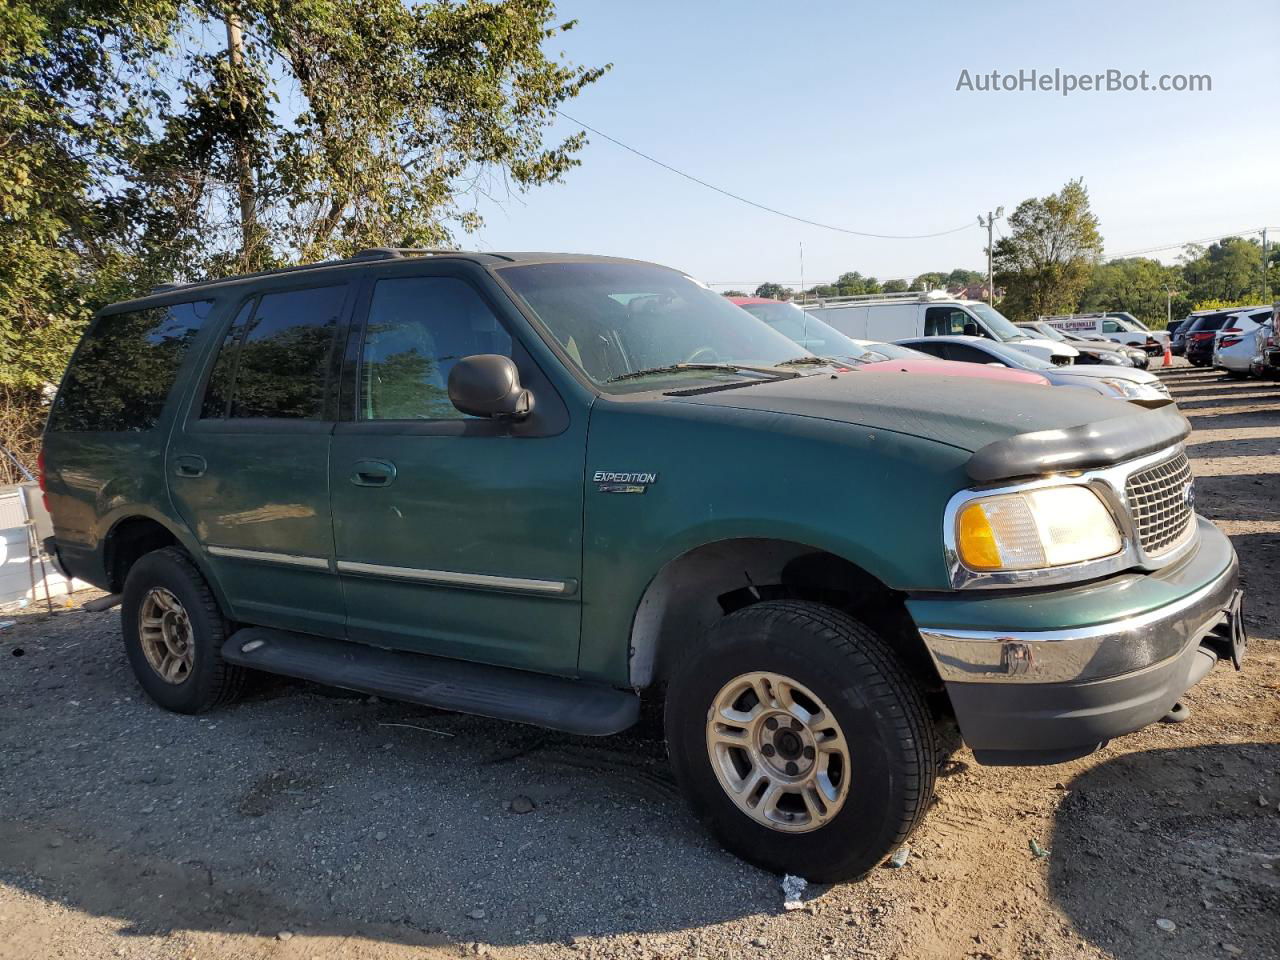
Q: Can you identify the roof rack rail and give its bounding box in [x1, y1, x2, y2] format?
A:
[146, 247, 471, 296]
[802, 289, 953, 309]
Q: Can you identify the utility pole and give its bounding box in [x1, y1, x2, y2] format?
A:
[225, 15, 260, 268]
[1164, 283, 1176, 328]
[977, 207, 1004, 305]
[1263, 227, 1269, 303]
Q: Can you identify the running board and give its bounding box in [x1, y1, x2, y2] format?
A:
[221, 628, 639, 736]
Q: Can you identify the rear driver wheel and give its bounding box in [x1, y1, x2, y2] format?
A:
[665, 600, 938, 882]
[121, 547, 247, 714]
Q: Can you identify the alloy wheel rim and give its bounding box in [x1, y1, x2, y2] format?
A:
[138, 587, 194, 685]
[705, 671, 850, 833]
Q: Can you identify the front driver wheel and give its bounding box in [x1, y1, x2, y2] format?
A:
[665, 601, 938, 882]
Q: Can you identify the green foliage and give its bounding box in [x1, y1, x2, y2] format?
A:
[1179, 238, 1275, 306]
[752, 282, 793, 300]
[881, 279, 909, 293]
[1079, 257, 1185, 328]
[992, 178, 1103, 321]
[0, 0, 606, 463]
[1191, 295, 1272, 311]
[719, 289, 748, 298]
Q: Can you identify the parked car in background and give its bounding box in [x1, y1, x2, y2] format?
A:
[1166, 317, 1185, 341]
[802, 291, 1078, 365]
[897, 336, 1173, 407]
[730, 298, 1050, 387]
[1016, 321, 1148, 368]
[1211, 308, 1271, 374]
[1250, 317, 1280, 378]
[42, 249, 1244, 882]
[1040, 313, 1166, 355]
[1184, 307, 1266, 367]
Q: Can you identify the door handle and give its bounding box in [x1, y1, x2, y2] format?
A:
[173, 454, 207, 478]
[351, 459, 397, 487]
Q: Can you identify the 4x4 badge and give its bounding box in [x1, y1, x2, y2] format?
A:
[594, 470, 657, 494]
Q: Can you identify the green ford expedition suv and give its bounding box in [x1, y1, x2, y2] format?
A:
[41, 250, 1246, 881]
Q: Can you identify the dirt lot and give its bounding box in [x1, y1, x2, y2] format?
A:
[2, 363, 1277, 960]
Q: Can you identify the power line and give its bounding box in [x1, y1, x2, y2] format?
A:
[1106, 227, 1267, 259]
[555, 110, 978, 241]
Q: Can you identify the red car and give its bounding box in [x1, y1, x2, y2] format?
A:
[728, 297, 1050, 386]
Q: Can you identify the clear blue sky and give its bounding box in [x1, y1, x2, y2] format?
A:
[472, 0, 1279, 290]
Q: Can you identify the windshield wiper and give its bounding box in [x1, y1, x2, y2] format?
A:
[605, 362, 801, 384]
[775, 355, 837, 367]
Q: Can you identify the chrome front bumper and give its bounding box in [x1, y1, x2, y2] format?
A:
[919, 553, 1239, 685]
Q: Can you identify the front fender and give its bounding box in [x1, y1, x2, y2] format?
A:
[577, 399, 971, 683]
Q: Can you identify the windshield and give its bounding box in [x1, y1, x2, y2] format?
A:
[499, 263, 811, 390]
[1111, 313, 1148, 330]
[971, 340, 1057, 370]
[966, 302, 1026, 341]
[860, 340, 931, 361]
[1021, 322, 1068, 343]
[737, 302, 883, 363]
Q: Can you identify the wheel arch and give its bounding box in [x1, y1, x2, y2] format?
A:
[627, 537, 941, 694]
[101, 512, 229, 613]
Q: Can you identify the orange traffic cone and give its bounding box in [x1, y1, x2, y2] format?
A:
[1162, 340, 1172, 367]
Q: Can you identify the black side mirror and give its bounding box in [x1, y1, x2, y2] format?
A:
[962, 321, 979, 337]
[448, 355, 533, 420]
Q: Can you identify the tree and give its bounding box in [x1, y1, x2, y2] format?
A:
[881, 279, 909, 293]
[911, 272, 948, 291]
[719, 290, 748, 298]
[753, 282, 793, 300]
[992, 179, 1103, 321]
[0, 0, 606, 473]
[1079, 257, 1185, 328]
[945, 268, 984, 287]
[1178, 237, 1271, 305]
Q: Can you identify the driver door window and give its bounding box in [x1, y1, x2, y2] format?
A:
[360, 276, 512, 421]
[924, 307, 973, 337]
[1102, 320, 1122, 333]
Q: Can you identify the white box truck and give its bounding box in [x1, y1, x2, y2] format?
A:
[804, 291, 1078, 365]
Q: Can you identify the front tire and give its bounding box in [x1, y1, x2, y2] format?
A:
[121, 547, 247, 714]
[665, 601, 938, 882]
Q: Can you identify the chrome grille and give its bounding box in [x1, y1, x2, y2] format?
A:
[1125, 453, 1195, 555]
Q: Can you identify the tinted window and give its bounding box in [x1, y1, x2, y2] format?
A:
[49, 301, 211, 432]
[221, 286, 344, 419]
[360, 277, 512, 420]
[200, 299, 255, 418]
[905, 340, 947, 358]
[943, 343, 998, 364]
[1102, 320, 1122, 332]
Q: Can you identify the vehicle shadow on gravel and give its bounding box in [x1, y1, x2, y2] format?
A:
[1049, 742, 1280, 960]
[0, 611, 780, 952]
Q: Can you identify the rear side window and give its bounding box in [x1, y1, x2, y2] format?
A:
[49, 300, 212, 432]
[200, 286, 344, 420]
[359, 276, 512, 421]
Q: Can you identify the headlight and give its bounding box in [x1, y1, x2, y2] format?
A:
[956, 486, 1123, 571]
[1098, 352, 1125, 365]
[1099, 377, 1146, 399]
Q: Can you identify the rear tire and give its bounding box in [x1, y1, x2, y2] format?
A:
[121, 547, 247, 714]
[665, 600, 938, 882]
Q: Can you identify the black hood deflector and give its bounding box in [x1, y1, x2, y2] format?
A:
[966, 405, 1189, 484]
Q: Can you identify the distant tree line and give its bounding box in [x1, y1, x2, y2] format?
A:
[741, 179, 1277, 329]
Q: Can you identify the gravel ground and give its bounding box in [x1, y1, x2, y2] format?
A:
[2, 362, 1277, 960]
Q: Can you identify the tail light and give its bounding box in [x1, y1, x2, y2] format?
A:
[1219, 336, 1243, 348]
[37, 447, 50, 512]
[1190, 331, 1215, 341]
